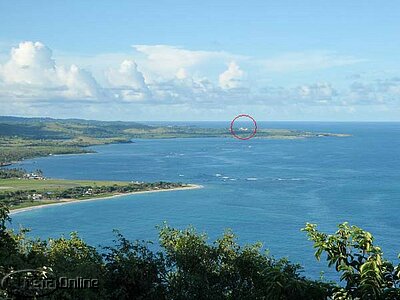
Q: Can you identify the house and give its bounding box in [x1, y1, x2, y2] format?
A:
[28, 193, 43, 201]
[24, 173, 45, 180]
[84, 188, 93, 195]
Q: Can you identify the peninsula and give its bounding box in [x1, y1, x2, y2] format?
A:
[0, 168, 201, 211]
[0, 116, 350, 166]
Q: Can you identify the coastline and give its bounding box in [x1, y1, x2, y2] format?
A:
[9, 184, 203, 215]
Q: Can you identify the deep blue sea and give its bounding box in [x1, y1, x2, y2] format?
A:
[9, 122, 400, 279]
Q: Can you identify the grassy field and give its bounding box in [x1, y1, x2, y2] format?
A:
[0, 178, 129, 192]
[0, 176, 189, 210]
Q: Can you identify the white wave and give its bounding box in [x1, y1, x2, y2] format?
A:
[246, 177, 258, 181]
[276, 178, 306, 181]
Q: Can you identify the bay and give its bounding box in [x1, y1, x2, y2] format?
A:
[10, 122, 400, 278]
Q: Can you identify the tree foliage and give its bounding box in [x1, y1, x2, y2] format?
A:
[0, 205, 399, 299]
[303, 222, 400, 299]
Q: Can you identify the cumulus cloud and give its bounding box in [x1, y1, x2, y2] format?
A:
[0, 41, 103, 101]
[57, 64, 103, 99]
[0, 41, 398, 120]
[0, 42, 252, 107]
[107, 60, 146, 89]
[106, 60, 150, 101]
[219, 61, 244, 89]
[1, 41, 56, 86]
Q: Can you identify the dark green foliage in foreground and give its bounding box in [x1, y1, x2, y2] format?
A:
[303, 223, 400, 299]
[0, 205, 399, 299]
[157, 226, 330, 300]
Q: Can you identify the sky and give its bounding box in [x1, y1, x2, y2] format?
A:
[0, 0, 399, 121]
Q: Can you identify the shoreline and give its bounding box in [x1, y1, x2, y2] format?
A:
[9, 184, 203, 215]
[1, 131, 351, 168]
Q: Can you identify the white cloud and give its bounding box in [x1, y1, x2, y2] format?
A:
[176, 68, 188, 80]
[106, 60, 150, 101]
[132, 44, 242, 81]
[0, 42, 250, 106]
[1, 41, 399, 121]
[1, 41, 57, 86]
[57, 64, 103, 99]
[0, 41, 104, 101]
[107, 60, 146, 89]
[219, 61, 244, 89]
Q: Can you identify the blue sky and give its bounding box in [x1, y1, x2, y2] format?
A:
[0, 0, 399, 121]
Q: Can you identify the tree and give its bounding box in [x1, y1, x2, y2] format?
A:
[303, 222, 400, 299]
[46, 232, 104, 299]
[159, 224, 330, 300]
[1, 202, 399, 300]
[102, 231, 167, 300]
[0, 202, 10, 230]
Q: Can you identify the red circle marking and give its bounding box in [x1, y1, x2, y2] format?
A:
[230, 114, 257, 140]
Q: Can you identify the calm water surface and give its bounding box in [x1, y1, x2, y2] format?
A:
[10, 122, 400, 278]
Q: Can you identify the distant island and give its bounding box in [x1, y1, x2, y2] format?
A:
[0, 116, 350, 166]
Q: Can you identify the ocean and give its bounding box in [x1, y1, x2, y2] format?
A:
[9, 122, 400, 278]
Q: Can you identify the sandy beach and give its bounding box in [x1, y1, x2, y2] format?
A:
[9, 184, 203, 215]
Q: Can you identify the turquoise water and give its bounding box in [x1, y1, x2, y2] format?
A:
[9, 122, 400, 278]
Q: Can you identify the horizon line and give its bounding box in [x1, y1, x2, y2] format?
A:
[1, 115, 400, 123]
